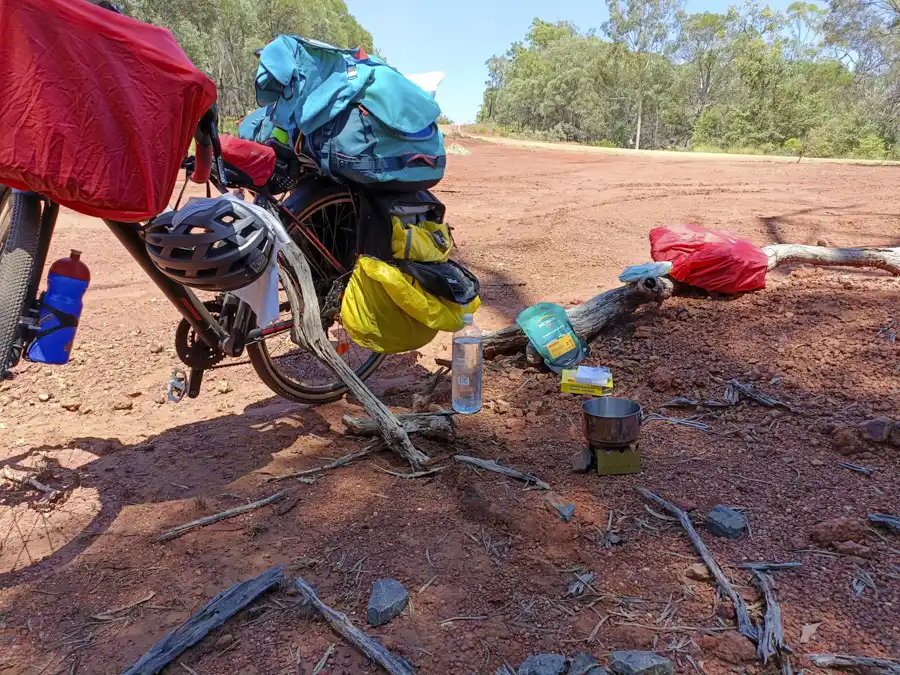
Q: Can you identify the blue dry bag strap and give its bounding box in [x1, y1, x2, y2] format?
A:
[318, 128, 337, 181]
[337, 154, 447, 173]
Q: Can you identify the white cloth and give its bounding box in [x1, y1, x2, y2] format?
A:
[405, 71, 445, 99]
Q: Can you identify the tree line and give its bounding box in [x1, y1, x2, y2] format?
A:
[122, 0, 373, 120]
[477, 0, 900, 159]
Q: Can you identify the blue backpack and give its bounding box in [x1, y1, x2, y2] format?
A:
[254, 36, 446, 190]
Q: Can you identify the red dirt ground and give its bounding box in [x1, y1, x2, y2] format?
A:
[1, 141, 898, 674]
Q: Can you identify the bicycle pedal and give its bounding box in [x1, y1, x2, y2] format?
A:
[167, 368, 187, 403]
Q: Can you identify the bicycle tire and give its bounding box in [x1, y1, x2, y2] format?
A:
[247, 189, 384, 403]
[0, 191, 43, 377]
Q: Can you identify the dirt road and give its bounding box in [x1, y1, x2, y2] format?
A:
[1, 141, 898, 673]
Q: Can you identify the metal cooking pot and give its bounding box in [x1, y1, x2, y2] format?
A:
[582, 397, 643, 448]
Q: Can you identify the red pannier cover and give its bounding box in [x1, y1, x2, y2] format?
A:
[219, 135, 276, 187]
[650, 224, 769, 294]
[0, 0, 217, 221]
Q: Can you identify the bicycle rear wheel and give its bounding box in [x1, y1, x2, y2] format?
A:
[0, 190, 43, 377]
[247, 188, 384, 403]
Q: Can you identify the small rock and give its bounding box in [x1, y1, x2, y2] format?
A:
[154, 394, 167, 405]
[705, 505, 747, 539]
[649, 367, 676, 393]
[214, 633, 235, 650]
[568, 653, 611, 675]
[545, 494, 576, 523]
[572, 447, 594, 473]
[507, 367, 525, 381]
[517, 654, 566, 675]
[698, 632, 757, 664]
[512, 408, 525, 418]
[606, 626, 656, 650]
[216, 380, 232, 395]
[526, 411, 538, 421]
[860, 417, 894, 443]
[810, 458, 823, 466]
[367, 579, 408, 627]
[810, 517, 868, 548]
[496, 399, 511, 415]
[835, 540, 872, 558]
[633, 326, 653, 340]
[505, 418, 526, 431]
[528, 400, 544, 413]
[684, 563, 711, 582]
[150, 344, 165, 354]
[610, 651, 674, 675]
[126, 390, 142, 398]
[113, 399, 133, 411]
[37, 392, 52, 403]
[60, 399, 81, 412]
[832, 426, 865, 455]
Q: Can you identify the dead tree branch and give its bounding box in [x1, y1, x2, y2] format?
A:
[455, 455, 551, 490]
[634, 487, 757, 643]
[122, 566, 284, 675]
[808, 654, 900, 674]
[279, 242, 428, 471]
[266, 444, 378, 483]
[752, 570, 790, 664]
[155, 491, 286, 542]
[1, 465, 60, 499]
[763, 245, 900, 275]
[292, 577, 414, 675]
[343, 411, 455, 442]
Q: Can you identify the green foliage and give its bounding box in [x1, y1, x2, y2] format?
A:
[124, 0, 373, 118]
[479, 0, 899, 158]
[437, 114, 454, 125]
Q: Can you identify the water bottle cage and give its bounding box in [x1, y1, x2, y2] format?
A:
[31, 293, 79, 340]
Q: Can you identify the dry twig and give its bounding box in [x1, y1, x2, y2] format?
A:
[155, 492, 287, 542]
[752, 570, 790, 664]
[808, 654, 900, 674]
[454, 456, 550, 490]
[265, 444, 378, 483]
[634, 488, 757, 643]
[292, 576, 414, 675]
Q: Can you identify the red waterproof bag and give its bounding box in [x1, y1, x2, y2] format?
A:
[0, 0, 217, 221]
[650, 224, 769, 294]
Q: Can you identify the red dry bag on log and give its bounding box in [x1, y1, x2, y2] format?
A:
[649, 224, 769, 294]
[0, 0, 217, 221]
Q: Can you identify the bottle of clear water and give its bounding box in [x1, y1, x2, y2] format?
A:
[452, 314, 483, 414]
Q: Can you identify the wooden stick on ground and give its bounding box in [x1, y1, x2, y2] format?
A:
[265, 444, 378, 483]
[752, 570, 790, 664]
[634, 488, 758, 643]
[155, 491, 287, 542]
[870, 513, 900, 534]
[374, 466, 446, 479]
[808, 654, 900, 675]
[292, 576, 415, 675]
[343, 411, 456, 442]
[279, 242, 428, 471]
[737, 562, 802, 571]
[1, 465, 60, 499]
[454, 455, 551, 490]
[122, 566, 284, 675]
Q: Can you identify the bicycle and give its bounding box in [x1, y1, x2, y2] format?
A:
[0, 109, 385, 404]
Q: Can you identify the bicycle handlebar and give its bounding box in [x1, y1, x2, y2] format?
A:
[191, 106, 221, 185]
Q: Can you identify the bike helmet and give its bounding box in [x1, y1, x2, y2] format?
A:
[145, 198, 275, 292]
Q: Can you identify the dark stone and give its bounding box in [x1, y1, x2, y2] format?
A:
[705, 505, 747, 538]
[517, 654, 566, 675]
[860, 417, 894, 443]
[609, 651, 675, 675]
[366, 579, 408, 627]
[569, 652, 612, 675]
[573, 447, 594, 473]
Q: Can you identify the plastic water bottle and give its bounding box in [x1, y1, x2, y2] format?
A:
[452, 314, 483, 414]
[26, 250, 90, 365]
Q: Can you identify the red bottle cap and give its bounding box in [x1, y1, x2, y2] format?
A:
[49, 249, 91, 283]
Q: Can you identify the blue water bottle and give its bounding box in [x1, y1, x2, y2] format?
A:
[26, 250, 91, 365]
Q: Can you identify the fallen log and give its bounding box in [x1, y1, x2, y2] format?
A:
[634, 488, 758, 643]
[121, 566, 284, 675]
[482, 245, 900, 357]
[762, 244, 900, 275]
[808, 654, 900, 675]
[483, 276, 673, 358]
[292, 576, 414, 675]
[343, 411, 456, 441]
[279, 242, 428, 471]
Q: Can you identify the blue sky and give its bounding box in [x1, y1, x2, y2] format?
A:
[346, 0, 813, 123]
